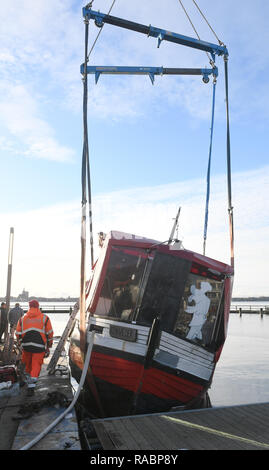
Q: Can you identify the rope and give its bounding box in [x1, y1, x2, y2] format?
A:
[191, 0, 224, 46]
[163, 414, 269, 449]
[177, 0, 212, 64]
[87, 0, 117, 60]
[19, 333, 95, 450]
[203, 76, 217, 255]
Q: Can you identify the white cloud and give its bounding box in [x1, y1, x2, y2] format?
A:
[1, 0, 268, 149]
[88, 165, 269, 298]
[0, 165, 268, 298]
[0, 0, 80, 162]
[0, 0, 229, 124]
[0, 202, 81, 298]
[0, 81, 75, 162]
[0, 2, 268, 300]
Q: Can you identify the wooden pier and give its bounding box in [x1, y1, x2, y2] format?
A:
[91, 402, 269, 450]
[230, 306, 269, 316]
[1, 333, 269, 451]
[15, 304, 269, 315]
[0, 339, 81, 451]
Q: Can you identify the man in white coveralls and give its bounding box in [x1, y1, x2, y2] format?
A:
[186, 281, 212, 341]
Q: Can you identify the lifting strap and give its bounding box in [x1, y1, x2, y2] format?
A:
[82, 17, 94, 269]
[80, 17, 92, 352]
[203, 76, 217, 256]
[224, 56, 234, 269]
[79, 0, 117, 353]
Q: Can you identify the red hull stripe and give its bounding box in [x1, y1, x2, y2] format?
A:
[141, 367, 203, 401]
[89, 350, 204, 402]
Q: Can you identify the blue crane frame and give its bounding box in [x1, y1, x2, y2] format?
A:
[82, 7, 228, 63]
[81, 65, 218, 85]
[80, 5, 234, 268]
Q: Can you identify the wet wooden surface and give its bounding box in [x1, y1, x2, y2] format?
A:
[92, 402, 269, 450]
[0, 340, 80, 450]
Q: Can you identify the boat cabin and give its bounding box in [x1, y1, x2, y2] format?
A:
[86, 231, 233, 354]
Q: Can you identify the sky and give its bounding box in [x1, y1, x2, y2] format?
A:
[0, 0, 268, 298]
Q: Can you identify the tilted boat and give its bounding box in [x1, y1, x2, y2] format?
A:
[69, 230, 233, 417]
[69, 5, 234, 418]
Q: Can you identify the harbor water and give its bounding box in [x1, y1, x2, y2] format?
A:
[14, 301, 269, 409]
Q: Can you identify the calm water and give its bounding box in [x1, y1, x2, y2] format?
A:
[25, 302, 269, 408]
[210, 313, 269, 407]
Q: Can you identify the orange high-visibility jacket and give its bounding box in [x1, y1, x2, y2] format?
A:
[16, 307, 53, 353]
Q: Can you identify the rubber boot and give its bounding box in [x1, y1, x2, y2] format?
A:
[27, 377, 37, 397]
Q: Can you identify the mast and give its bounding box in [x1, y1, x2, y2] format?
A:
[168, 207, 181, 244]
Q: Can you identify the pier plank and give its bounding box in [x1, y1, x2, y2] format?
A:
[155, 414, 219, 450]
[0, 389, 28, 450]
[92, 402, 269, 450]
[93, 422, 119, 450]
[130, 416, 168, 450]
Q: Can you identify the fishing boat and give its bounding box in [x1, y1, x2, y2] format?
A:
[69, 4, 234, 418]
[69, 229, 233, 417]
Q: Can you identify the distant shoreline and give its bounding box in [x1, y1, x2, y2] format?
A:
[0, 296, 79, 303]
[0, 296, 268, 303]
[232, 297, 269, 302]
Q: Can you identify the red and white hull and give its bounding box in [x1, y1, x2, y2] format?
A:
[69, 231, 233, 418]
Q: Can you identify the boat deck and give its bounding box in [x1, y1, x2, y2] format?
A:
[91, 402, 269, 450]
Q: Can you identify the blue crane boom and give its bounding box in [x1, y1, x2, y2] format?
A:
[81, 65, 218, 84]
[82, 7, 228, 62]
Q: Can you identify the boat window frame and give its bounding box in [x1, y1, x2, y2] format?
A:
[93, 244, 152, 322]
[169, 271, 226, 351]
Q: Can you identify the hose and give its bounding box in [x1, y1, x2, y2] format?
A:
[19, 331, 95, 450]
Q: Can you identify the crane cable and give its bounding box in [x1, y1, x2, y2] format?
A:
[177, 0, 234, 267]
[191, 0, 224, 46]
[176, 1, 217, 255]
[87, 0, 117, 60]
[177, 0, 212, 65]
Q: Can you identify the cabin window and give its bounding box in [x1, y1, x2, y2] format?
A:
[95, 246, 148, 321]
[173, 273, 224, 349]
[135, 252, 191, 327]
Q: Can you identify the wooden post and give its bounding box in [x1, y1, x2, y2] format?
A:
[6, 228, 14, 312]
[3, 228, 14, 362]
[260, 308, 263, 318]
[239, 307, 242, 317]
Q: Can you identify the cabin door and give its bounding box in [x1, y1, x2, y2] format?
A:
[135, 252, 191, 332]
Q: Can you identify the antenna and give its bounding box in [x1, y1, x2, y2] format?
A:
[168, 207, 181, 244]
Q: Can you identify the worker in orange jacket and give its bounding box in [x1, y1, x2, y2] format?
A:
[16, 299, 53, 396]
